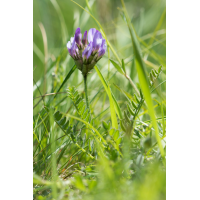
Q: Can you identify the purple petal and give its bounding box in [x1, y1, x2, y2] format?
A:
[98, 49, 106, 57]
[82, 31, 87, 45]
[67, 37, 74, 56]
[67, 36, 78, 58]
[98, 39, 107, 57]
[82, 42, 93, 60]
[88, 28, 97, 43]
[93, 31, 103, 51]
[71, 41, 77, 57]
[75, 27, 82, 45]
[67, 41, 72, 54]
[101, 39, 107, 51]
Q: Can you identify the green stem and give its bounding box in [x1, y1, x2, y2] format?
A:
[83, 75, 90, 114]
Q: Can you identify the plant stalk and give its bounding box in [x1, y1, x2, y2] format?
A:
[83, 75, 90, 116]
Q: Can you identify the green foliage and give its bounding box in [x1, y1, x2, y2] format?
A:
[67, 86, 90, 122]
[149, 66, 162, 86]
[33, 0, 166, 199]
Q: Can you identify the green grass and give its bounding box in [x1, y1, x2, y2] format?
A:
[33, 0, 166, 199]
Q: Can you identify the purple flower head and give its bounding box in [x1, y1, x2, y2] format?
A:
[67, 27, 107, 75]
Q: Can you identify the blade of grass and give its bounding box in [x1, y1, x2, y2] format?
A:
[95, 65, 122, 120]
[113, 83, 132, 104]
[90, 71, 117, 104]
[53, 64, 77, 99]
[107, 85, 118, 129]
[110, 59, 125, 75]
[151, 80, 166, 93]
[66, 114, 107, 144]
[33, 78, 45, 104]
[49, 108, 58, 198]
[148, 8, 166, 46]
[120, 0, 165, 158]
[110, 59, 140, 95]
[94, 67, 118, 129]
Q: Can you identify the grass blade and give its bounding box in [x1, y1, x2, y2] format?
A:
[67, 114, 107, 144]
[95, 66, 122, 121]
[54, 64, 77, 99]
[120, 0, 165, 158]
[107, 85, 118, 129]
[110, 59, 125, 75]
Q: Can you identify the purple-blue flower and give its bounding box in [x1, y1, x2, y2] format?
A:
[67, 27, 107, 75]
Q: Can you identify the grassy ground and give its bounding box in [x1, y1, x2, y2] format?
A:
[33, 0, 166, 199]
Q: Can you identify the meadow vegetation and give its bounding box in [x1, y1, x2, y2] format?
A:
[33, 0, 166, 199]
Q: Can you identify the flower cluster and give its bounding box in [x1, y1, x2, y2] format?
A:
[67, 27, 107, 76]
